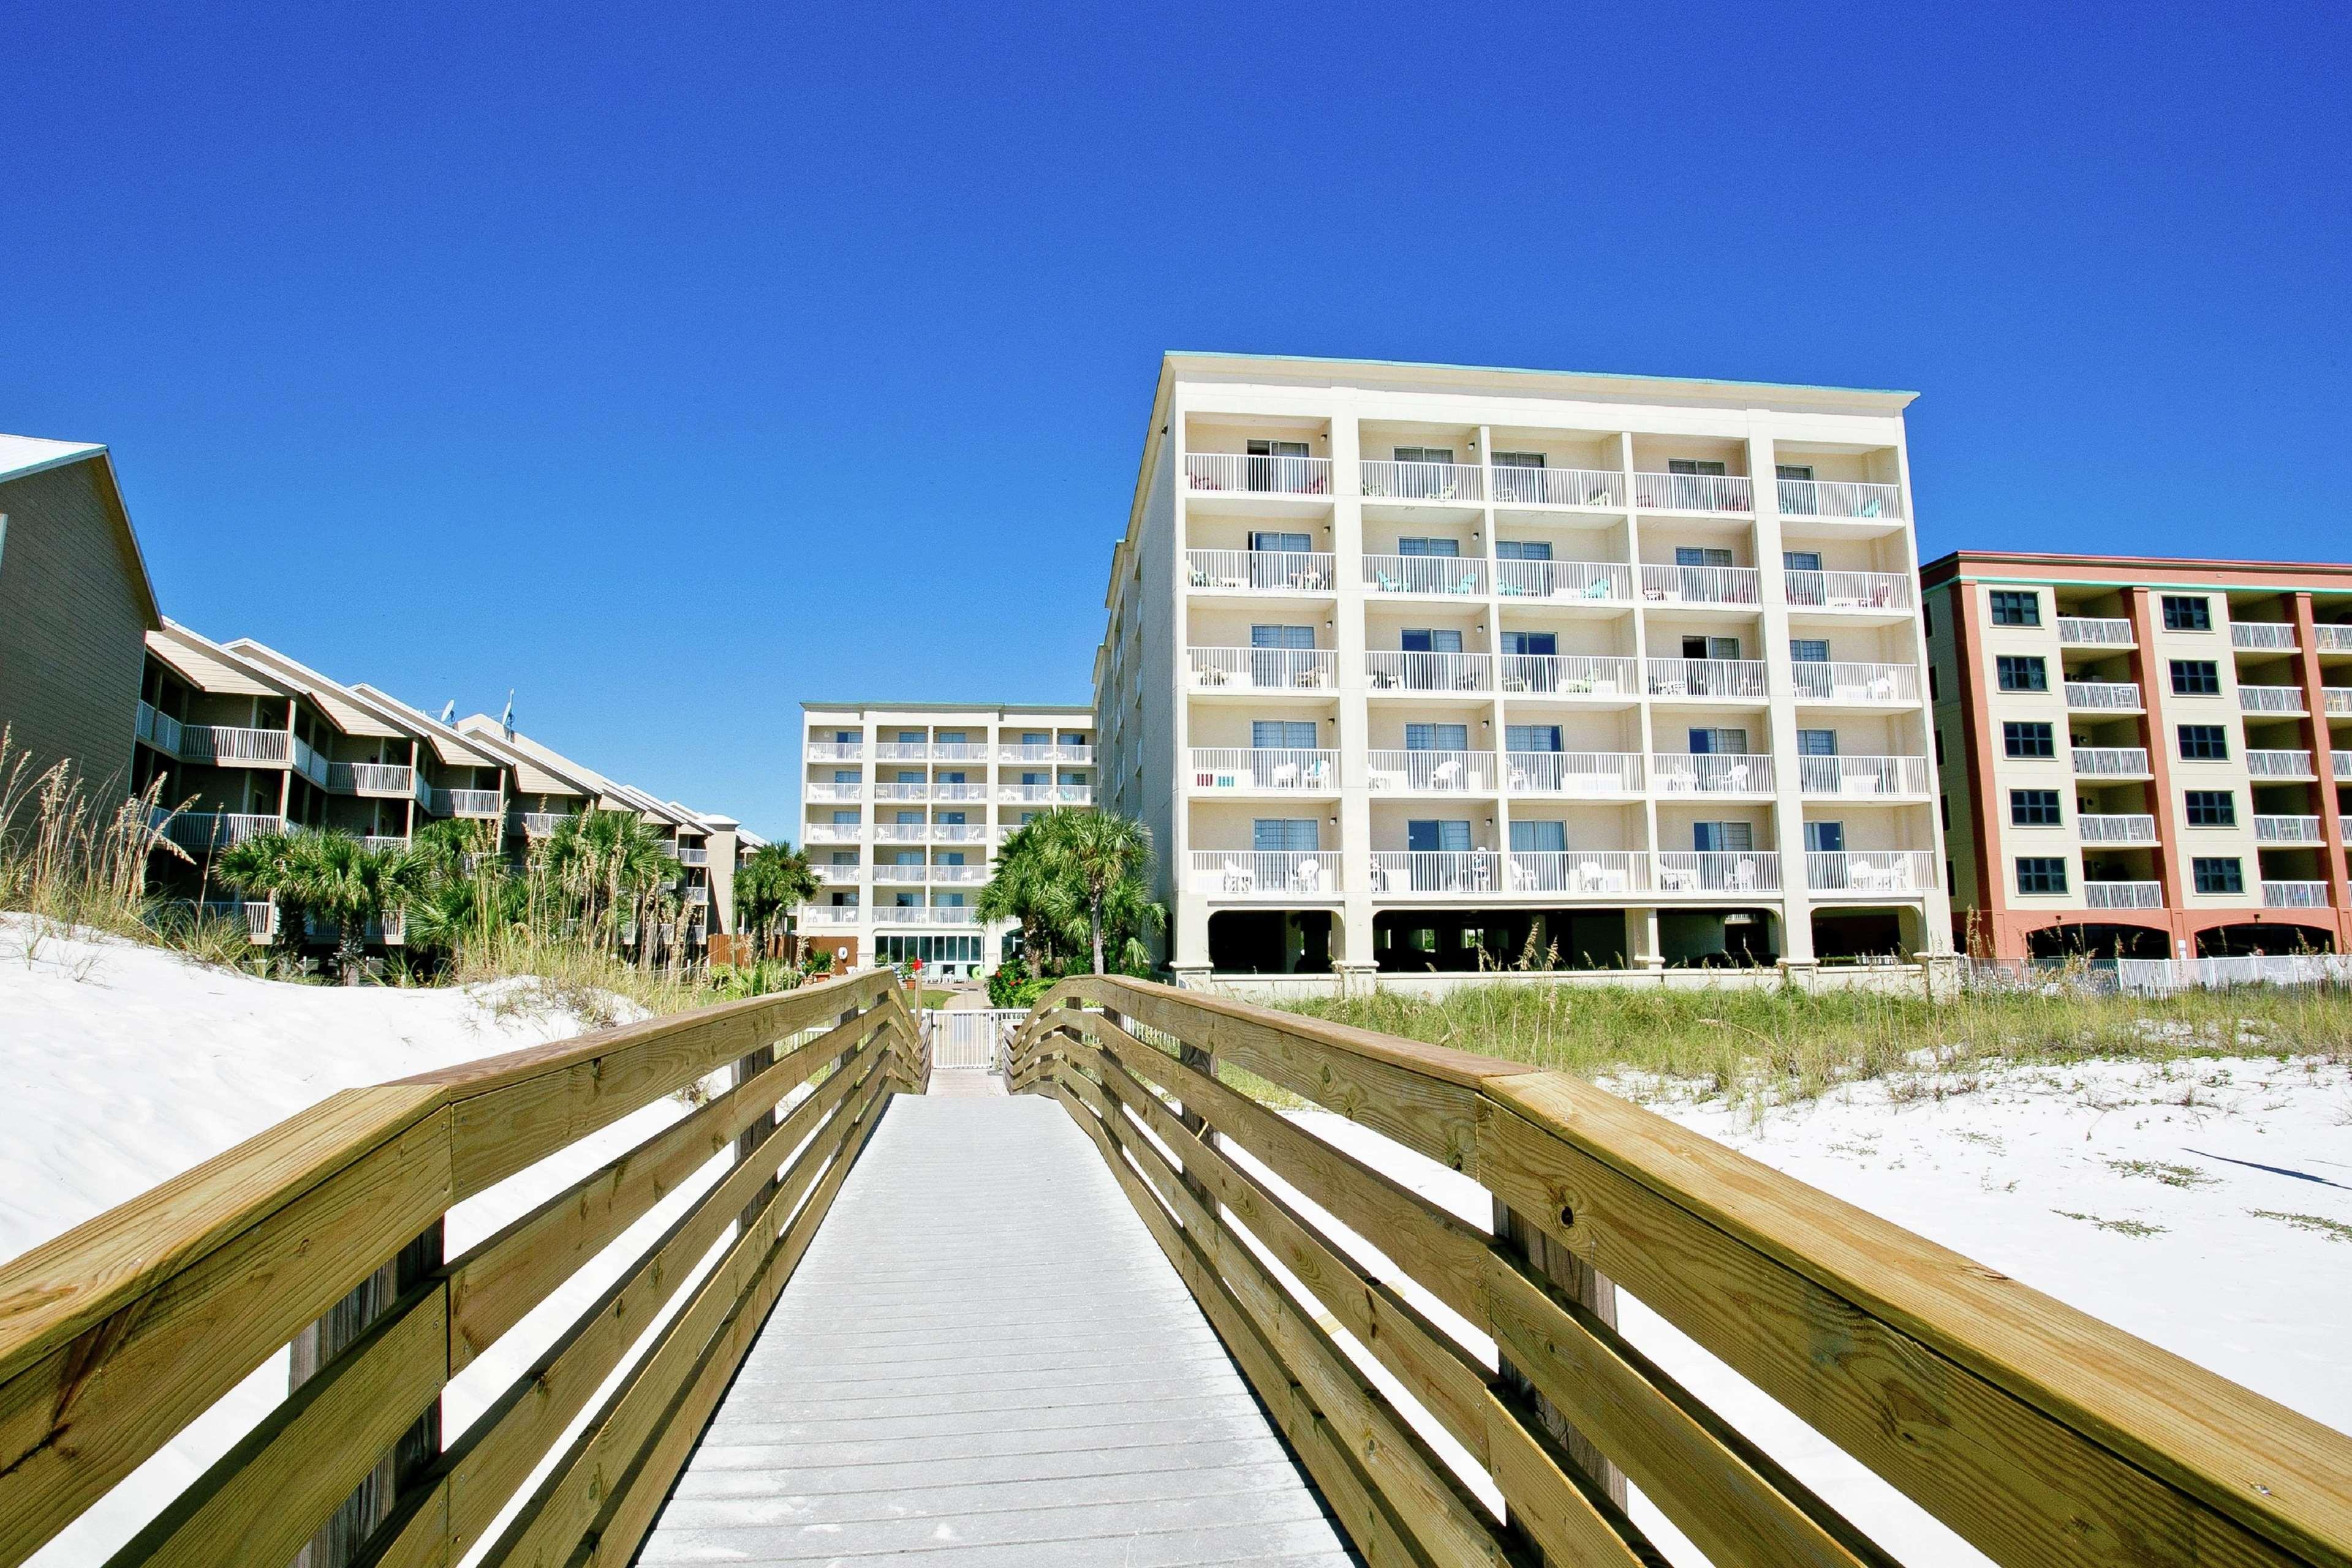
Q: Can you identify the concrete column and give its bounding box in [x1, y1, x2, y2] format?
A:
[1624, 905, 1662, 970]
[2286, 592, 2352, 946]
[2124, 588, 2194, 957]
[1746, 424, 1815, 963]
[1331, 391, 1375, 968]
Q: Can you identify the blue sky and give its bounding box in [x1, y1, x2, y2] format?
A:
[7, 3, 2346, 837]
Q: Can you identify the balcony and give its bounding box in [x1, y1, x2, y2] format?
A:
[814, 864, 863, 886]
[1500, 654, 1637, 697]
[874, 744, 931, 761]
[360, 835, 408, 853]
[1000, 784, 1092, 805]
[432, 788, 503, 818]
[1806, 851, 1937, 894]
[1187, 646, 1337, 692]
[1495, 559, 1632, 603]
[1190, 851, 1340, 897]
[1783, 570, 1915, 613]
[806, 742, 863, 761]
[2317, 626, 2352, 652]
[2261, 881, 2332, 910]
[2254, 815, 2323, 843]
[2085, 881, 2164, 910]
[1366, 750, 1497, 793]
[1646, 658, 1769, 700]
[2337, 750, 2352, 781]
[2065, 681, 2142, 711]
[1796, 755, 1930, 797]
[2247, 750, 2316, 779]
[872, 862, 926, 883]
[806, 823, 864, 843]
[932, 744, 992, 763]
[1182, 451, 1331, 497]
[1492, 467, 1625, 508]
[151, 810, 285, 851]
[1655, 851, 1780, 893]
[934, 825, 991, 843]
[1774, 478, 1902, 521]
[292, 737, 329, 790]
[2325, 690, 2352, 715]
[2073, 747, 2150, 776]
[684, 886, 709, 906]
[799, 906, 861, 927]
[1189, 748, 1339, 793]
[878, 906, 980, 926]
[2058, 617, 2135, 647]
[1370, 850, 1507, 894]
[931, 783, 991, 802]
[997, 744, 1095, 763]
[2231, 623, 2297, 651]
[1506, 752, 1644, 796]
[806, 782, 864, 802]
[1185, 548, 1336, 594]
[2079, 814, 2159, 844]
[1360, 459, 1483, 503]
[2239, 685, 2306, 715]
[1363, 554, 1488, 595]
[931, 865, 988, 886]
[1367, 650, 1494, 694]
[1790, 661, 1922, 704]
[1634, 472, 1753, 513]
[1503, 851, 1650, 895]
[676, 845, 711, 866]
[177, 724, 291, 767]
[1638, 564, 1761, 606]
[517, 812, 573, 839]
[1654, 753, 1775, 795]
[328, 761, 420, 799]
[134, 701, 183, 755]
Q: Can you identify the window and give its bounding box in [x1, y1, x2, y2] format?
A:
[1252, 819, 1319, 852]
[2010, 789, 2062, 826]
[1997, 655, 2049, 692]
[2169, 659, 2220, 695]
[833, 769, 858, 783]
[1775, 463, 1815, 481]
[1923, 599, 1934, 637]
[1493, 451, 1545, 469]
[1248, 438, 1310, 458]
[1782, 549, 1823, 572]
[1506, 725, 1562, 753]
[831, 810, 858, 824]
[2003, 721, 2055, 758]
[1989, 590, 2041, 627]
[1510, 820, 1566, 852]
[1394, 445, 1455, 464]
[892, 850, 923, 865]
[936, 731, 965, 744]
[1406, 820, 1473, 852]
[1940, 796, 1951, 831]
[1668, 459, 1728, 476]
[1022, 731, 1046, 745]
[1804, 821, 1845, 852]
[1791, 638, 1831, 665]
[1674, 546, 1734, 567]
[1397, 536, 1461, 557]
[1252, 720, 1318, 750]
[1930, 666, 1940, 701]
[1249, 530, 1312, 554]
[1250, 624, 1315, 649]
[1681, 635, 1742, 660]
[2177, 724, 2229, 761]
[896, 731, 923, 744]
[2184, 790, 2236, 826]
[2163, 595, 2212, 631]
[1500, 630, 1556, 656]
[1692, 821, 1754, 852]
[829, 851, 855, 866]
[2193, 857, 2244, 894]
[1401, 628, 1464, 654]
[894, 810, 921, 824]
[2016, 858, 2068, 894]
[833, 730, 856, 744]
[1797, 729, 1839, 756]
[1496, 539, 1552, 560]
[1934, 729, 1946, 766]
[938, 811, 966, 826]
[1688, 728, 1749, 755]
[1404, 723, 1469, 751]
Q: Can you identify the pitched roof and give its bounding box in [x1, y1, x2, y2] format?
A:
[2, 435, 162, 630]
[147, 624, 302, 699]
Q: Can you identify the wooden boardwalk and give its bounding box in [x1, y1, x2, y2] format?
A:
[635, 1089, 1358, 1566]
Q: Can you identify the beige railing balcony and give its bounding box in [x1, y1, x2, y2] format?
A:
[1190, 850, 1339, 897]
[1806, 850, 1937, 893]
[1635, 471, 1753, 513]
[1369, 850, 1507, 894]
[1638, 562, 1760, 606]
[806, 823, 865, 843]
[1774, 477, 1902, 519]
[1499, 654, 1636, 696]
[2239, 685, 2305, 714]
[798, 905, 860, 927]
[515, 811, 572, 838]
[134, 701, 184, 755]
[2230, 622, 2297, 650]
[931, 864, 987, 885]
[178, 725, 290, 766]
[360, 834, 407, 853]
[2254, 815, 2323, 843]
[1491, 466, 1625, 508]
[871, 783, 927, 802]
[806, 783, 865, 804]
[433, 787, 504, 818]
[874, 743, 931, 761]
[813, 864, 863, 884]
[2058, 616, 2135, 647]
[1790, 660, 1921, 703]
[1796, 754, 1930, 796]
[1184, 548, 1336, 593]
[2262, 881, 2332, 909]
[2073, 746, 2150, 775]
[1365, 749, 1497, 793]
[1782, 568, 1915, 612]
[2065, 680, 2142, 710]
[1655, 850, 1780, 892]
[2247, 749, 2316, 778]
[805, 742, 863, 761]
[1187, 748, 1339, 792]
[999, 783, 1091, 805]
[1503, 851, 1650, 894]
[931, 744, 993, 762]
[155, 811, 285, 851]
[1654, 753, 1775, 794]
[1186, 646, 1337, 692]
[1366, 650, 1494, 693]
[1493, 558, 1632, 602]
[997, 744, 1095, 763]
[871, 862, 926, 883]
[1182, 451, 1331, 496]
[933, 824, 990, 843]
[932, 783, 991, 802]
[1363, 554, 1488, 595]
[2079, 813, 2159, 844]
[1505, 751, 1644, 794]
[2317, 625, 2352, 651]
[683, 885, 709, 905]
[1646, 658, 1769, 699]
[1360, 459, 1483, 502]
[676, 845, 711, 865]
[2085, 880, 2164, 909]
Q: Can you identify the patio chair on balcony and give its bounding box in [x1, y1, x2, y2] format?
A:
[1658, 865, 1698, 892]
[1429, 759, 1464, 790]
[1452, 571, 1479, 594]
[1290, 858, 1323, 893]
[1300, 758, 1333, 787]
[1582, 576, 1615, 600]
[1367, 766, 1402, 791]
[1721, 762, 1751, 792]
[1731, 858, 1759, 890]
[1220, 858, 1257, 894]
[1375, 571, 1404, 592]
[1268, 761, 1301, 789]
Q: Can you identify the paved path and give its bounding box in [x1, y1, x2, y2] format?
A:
[637, 1093, 1355, 1566]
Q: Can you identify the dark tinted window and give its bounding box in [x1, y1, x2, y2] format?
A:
[2177, 724, 2229, 760]
[2016, 857, 2068, 894]
[2193, 857, 2243, 894]
[2163, 595, 2212, 631]
[2003, 721, 2055, 758]
[1997, 655, 2048, 692]
[2170, 660, 2220, 695]
[2184, 790, 2236, 826]
[1989, 590, 2041, 627]
[2010, 789, 2062, 826]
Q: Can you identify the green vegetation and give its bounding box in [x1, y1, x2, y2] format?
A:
[2053, 1210, 2167, 1238]
[2249, 1210, 2352, 1244]
[0, 729, 179, 944]
[734, 842, 818, 954]
[979, 808, 1166, 1005]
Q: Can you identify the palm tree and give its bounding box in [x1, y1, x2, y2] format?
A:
[976, 820, 1062, 978]
[539, 807, 680, 959]
[992, 810, 1162, 976]
[735, 842, 818, 957]
[220, 827, 427, 982]
[215, 829, 304, 951]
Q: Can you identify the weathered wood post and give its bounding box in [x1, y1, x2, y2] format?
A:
[1491, 1199, 1625, 1524]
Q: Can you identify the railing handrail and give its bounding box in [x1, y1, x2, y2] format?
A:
[2057, 615, 2135, 644]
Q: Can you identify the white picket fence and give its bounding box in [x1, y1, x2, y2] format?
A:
[2115, 955, 2352, 995]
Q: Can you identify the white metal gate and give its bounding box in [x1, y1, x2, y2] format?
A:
[921, 1009, 1027, 1072]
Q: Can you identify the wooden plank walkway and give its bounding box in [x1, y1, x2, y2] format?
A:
[635, 1090, 1358, 1566]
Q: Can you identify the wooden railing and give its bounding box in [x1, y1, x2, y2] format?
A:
[1010, 976, 2352, 1568]
[0, 969, 921, 1568]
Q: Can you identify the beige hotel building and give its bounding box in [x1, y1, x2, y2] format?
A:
[1094, 352, 1951, 984]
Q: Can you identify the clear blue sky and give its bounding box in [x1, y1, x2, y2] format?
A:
[8, 4, 2346, 837]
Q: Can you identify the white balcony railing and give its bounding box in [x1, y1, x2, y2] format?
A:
[328, 761, 411, 796]
[1186, 646, 1338, 692]
[874, 743, 931, 761]
[241, 901, 278, 941]
[1499, 654, 1637, 696]
[2085, 881, 2164, 910]
[1505, 752, 1644, 795]
[1635, 471, 1753, 513]
[157, 812, 285, 851]
[806, 823, 865, 843]
[1363, 554, 1489, 595]
[1360, 459, 1483, 502]
[2073, 747, 2150, 775]
[2316, 626, 2352, 652]
[2247, 750, 2316, 778]
[881, 906, 980, 926]
[1000, 784, 1092, 805]
[1184, 548, 1337, 593]
[932, 783, 991, 802]
[1782, 569, 1915, 612]
[518, 811, 572, 838]
[1183, 451, 1331, 496]
[997, 744, 1094, 763]
[1646, 658, 1769, 699]
[806, 782, 865, 802]
[1190, 851, 1340, 897]
[134, 701, 184, 755]
[2057, 617, 2135, 646]
[872, 783, 928, 802]
[2254, 815, 2323, 843]
[2238, 685, 2306, 714]
[1494, 559, 1633, 603]
[1638, 563, 1761, 606]
[2338, 751, 2352, 781]
[292, 737, 329, 790]
[2262, 881, 2332, 910]
[1774, 478, 1902, 521]
[799, 906, 861, 927]
[2078, 813, 2159, 844]
[931, 744, 992, 762]
[1796, 755, 1930, 797]
[870, 862, 925, 883]
[434, 788, 504, 818]
[1367, 650, 1495, 693]
[1790, 661, 1922, 704]
[2325, 690, 2352, 715]
[1653, 753, 1775, 794]
[178, 725, 291, 766]
[1369, 850, 1508, 894]
[1503, 851, 1651, 895]
[1365, 750, 1497, 793]
[931, 864, 988, 884]
[1806, 850, 1937, 894]
[2230, 622, 2297, 650]
[1491, 466, 1626, 508]
[675, 845, 710, 865]
[1655, 851, 1781, 893]
[2065, 681, 2142, 710]
[805, 742, 863, 761]
[361, 835, 409, 853]
[1188, 748, 1339, 792]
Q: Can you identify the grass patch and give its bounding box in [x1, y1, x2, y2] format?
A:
[2104, 1158, 2215, 1188]
[2054, 1210, 2167, 1238]
[920, 989, 953, 1011]
[2249, 1210, 2352, 1243]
